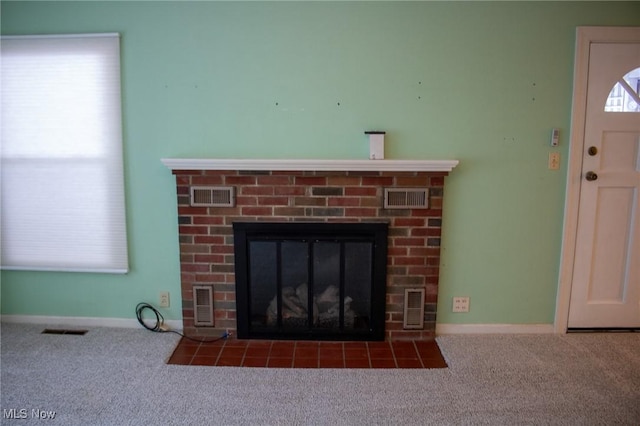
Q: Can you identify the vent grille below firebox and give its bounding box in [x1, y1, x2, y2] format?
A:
[384, 188, 429, 209]
[403, 288, 425, 329]
[190, 186, 235, 207]
[193, 285, 214, 327]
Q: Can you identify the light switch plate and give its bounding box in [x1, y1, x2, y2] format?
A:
[548, 152, 560, 170]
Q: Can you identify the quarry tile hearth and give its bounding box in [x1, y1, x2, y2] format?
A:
[164, 158, 458, 342]
[167, 337, 448, 368]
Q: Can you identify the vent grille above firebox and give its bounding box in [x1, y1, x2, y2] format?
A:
[384, 188, 429, 209]
[190, 186, 235, 207]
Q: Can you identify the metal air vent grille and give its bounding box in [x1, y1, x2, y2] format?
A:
[403, 288, 425, 329]
[190, 186, 235, 207]
[193, 285, 214, 327]
[384, 188, 429, 209]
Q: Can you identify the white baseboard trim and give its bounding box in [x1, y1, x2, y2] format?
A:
[436, 323, 555, 335]
[1, 314, 183, 332]
[2, 316, 553, 336]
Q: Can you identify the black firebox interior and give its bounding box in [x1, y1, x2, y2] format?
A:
[233, 222, 388, 341]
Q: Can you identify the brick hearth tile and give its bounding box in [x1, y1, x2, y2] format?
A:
[344, 347, 368, 359]
[171, 345, 200, 357]
[216, 356, 243, 367]
[344, 358, 371, 368]
[190, 356, 218, 366]
[391, 342, 420, 359]
[195, 346, 223, 357]
[247, 340, 273, 348]
[319, 341, 343, 347]
[295, 341, 319, 348]
[224, 339, 249, 348]
[270, 343, 295, 358]
[178, 338, 201, 347]
[368, 346, 394, 359]
[421, 358, 447, 368]
[370, 358, 396, 368]
[267, 357, 293, 368]
[418, 351, 444, 361]
[242, 357, 268, 367]
[293, 358, 319, 368]
[318, 347, 343, 358]
[343, 342, 367, 349]
[319, 357, 345, 368]
[245, 346, 271, 358]
[219, 346, 247, 358]
[395, 358, 423, 368]
[367, 341, 391, 349]
[167, 354, 193, 365]
[294, 346, 319, 358]
[415, 341, 443, 360]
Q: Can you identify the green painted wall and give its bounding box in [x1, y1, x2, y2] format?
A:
[2, 1, 639, 326]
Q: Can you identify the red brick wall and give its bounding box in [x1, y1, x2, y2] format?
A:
[172, 169, 447, 341]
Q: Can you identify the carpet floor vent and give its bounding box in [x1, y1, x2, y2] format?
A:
[567, 328, 639, 333]
[42, 329, 88, 336]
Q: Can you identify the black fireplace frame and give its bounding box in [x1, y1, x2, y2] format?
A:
[233, 222, 388, 341]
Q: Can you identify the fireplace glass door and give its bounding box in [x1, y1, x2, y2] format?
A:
[234, 222, 387, 340]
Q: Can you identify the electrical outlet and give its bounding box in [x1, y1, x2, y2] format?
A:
[159, 291, 170, 308]
[452, 297, 470, 313]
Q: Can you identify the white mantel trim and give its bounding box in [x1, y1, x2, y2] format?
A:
[161, 158, 459, 172]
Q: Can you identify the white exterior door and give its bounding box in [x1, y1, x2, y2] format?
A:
[567, 38, 640, 328]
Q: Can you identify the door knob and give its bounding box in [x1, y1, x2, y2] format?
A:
[588, 146, 598, 156]
[585, 171, 598, 181]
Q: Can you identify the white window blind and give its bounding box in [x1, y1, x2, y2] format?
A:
[1, 34, 129, 273]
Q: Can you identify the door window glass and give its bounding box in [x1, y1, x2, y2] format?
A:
[605, 67, 640, 112]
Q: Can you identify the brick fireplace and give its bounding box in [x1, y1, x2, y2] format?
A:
[163, 159, 458, 341]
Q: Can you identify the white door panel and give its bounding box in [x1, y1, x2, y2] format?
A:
[567, 40, 640, 328]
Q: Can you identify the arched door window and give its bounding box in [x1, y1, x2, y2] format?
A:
[604, 67, 640, 112]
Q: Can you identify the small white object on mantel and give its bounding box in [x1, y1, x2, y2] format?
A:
[161, 158, 459, 172]
[365, 131, 386, 160]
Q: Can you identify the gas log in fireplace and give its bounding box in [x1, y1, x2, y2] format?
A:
[233, 222, 388, 340]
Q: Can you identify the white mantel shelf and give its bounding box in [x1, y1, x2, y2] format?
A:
[161, 158, 459, 172]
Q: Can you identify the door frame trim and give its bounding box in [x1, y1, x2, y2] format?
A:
[555, 26, 640, 333]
